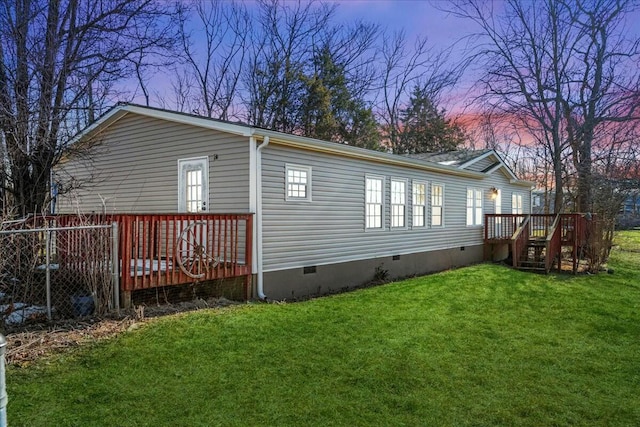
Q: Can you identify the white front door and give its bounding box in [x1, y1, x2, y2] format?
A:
[178, 157, 209, 212]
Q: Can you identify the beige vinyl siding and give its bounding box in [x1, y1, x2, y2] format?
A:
[56, 114, 251, 214]
[261, 144, 530, 272]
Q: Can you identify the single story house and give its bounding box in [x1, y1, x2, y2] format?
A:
[55, 103, 533, 300]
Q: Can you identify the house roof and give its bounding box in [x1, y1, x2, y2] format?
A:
[72, 103, 534, 187]
[405, 149, 493, 167]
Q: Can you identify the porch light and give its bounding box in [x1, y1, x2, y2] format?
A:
[489, 187, 499, 200]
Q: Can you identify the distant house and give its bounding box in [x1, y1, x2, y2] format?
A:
[532, 189, 555, 214]
[618, 189, 640, 229]
[56, 104, 533, 300]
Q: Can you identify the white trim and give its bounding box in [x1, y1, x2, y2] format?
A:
[483, 163, 503, 175]
[466, 187, 484, 227]
[177, 156, 209, 213]
[430, 182, 445, 228]
[75, 105, 539, 185]
[512, 192, 524, 215]
[510, 178, 536, 188]
[285, 164, 312, 202]
[458, 150, 494, 169]
[365, 174, 385, 231]
[390, 177, 408, 229]
[73, 105, 539, 189]
[122, 104, 253, 137]
[256, 136, 270, 299]
[389, 177, 409, 230]
[411, 180, 428, 229]
[249, 137, 258, 275]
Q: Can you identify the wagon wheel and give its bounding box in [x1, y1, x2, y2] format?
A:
[176, 221, 219, 279]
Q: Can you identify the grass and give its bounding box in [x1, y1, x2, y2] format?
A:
[7, 231, 640, 426]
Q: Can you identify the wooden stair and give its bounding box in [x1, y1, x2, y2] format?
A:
[485, 213, 594, 275]
[517, 238, 548, 272]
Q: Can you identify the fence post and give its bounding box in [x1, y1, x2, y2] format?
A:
[45, 228, 52, 321]
[0, 334, 7, 427]
[111, 222, 120, 315]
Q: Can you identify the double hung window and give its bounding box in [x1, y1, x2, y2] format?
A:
[431, 184, 444, 227]
[366, 176, 384, 229]
[466, 188, 483, 226]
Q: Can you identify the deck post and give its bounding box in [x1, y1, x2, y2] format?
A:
[121, 291, 132, 310]
[111, 222, 120, 314]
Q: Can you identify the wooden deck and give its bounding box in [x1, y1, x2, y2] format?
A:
[57, 213, 254, 303]
[484, 214, 594, 274]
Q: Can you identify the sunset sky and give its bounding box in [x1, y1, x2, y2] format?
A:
[134, 0, 640, 118]
[138, 1, 477, 111]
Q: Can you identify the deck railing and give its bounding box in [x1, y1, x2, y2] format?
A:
[485, 213, 597, 274]
[511, 216, 531, 268]
[484, 214, 527, 240]
[57, 213, 254, 294]
[545, 215, 562, 273]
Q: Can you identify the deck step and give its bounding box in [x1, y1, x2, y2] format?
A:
[519, 260, 545, 267]
[516, 266, 547, 272]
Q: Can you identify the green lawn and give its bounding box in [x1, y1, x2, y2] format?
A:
[8, 231, 640, 426]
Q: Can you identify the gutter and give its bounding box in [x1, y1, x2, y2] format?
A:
[255, 135, 269, 300]
[257, 129, 485, 179]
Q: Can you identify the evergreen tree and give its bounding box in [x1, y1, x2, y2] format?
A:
[300, 47, 380, 149]
[397, 85, 465, 154]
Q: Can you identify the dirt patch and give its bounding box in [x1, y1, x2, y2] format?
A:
[4, 297, 240, 367]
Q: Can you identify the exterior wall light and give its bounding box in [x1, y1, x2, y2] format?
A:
[489, 187, 499, 200]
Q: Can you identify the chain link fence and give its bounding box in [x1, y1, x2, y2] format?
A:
[0, 218, 118, 329]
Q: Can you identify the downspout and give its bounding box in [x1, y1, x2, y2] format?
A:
[255, 135, 269, 300]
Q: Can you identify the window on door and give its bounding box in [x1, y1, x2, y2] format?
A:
[512, 193, 523, 214]
[178, 157, 209, 212]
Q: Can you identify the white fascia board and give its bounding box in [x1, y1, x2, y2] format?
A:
[483, 163, 503, 175]
[256, 130, 486, 179]
[458, 150, 494, 169]
[68, 104, 255, 148]
[120, 105, 254, 137]
[66, 105, 128, 146]
[482, 150, 519, 181]
[510, 179, 536, 188]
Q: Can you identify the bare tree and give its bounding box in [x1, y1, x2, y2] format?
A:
[0, 0, 175, 216]
[378, 30, 463, 153]
[243, 0, 334, 132]
[172, 0, 249, 120]
[561, 0, 640, 212]
[447, 0, 575, 213]
[449, 0, 640, 215]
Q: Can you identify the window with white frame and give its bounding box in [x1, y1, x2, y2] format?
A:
[286, 165, 311, 201]
[512, 193, 523, 214]
[431, 183, 443, 226]
[391, 179, 407, 228]
[466, 188, 483, 226]
[412, 182, 426, 227]
[178, 156, 208, 213]
[185, 169, 203, 213]
[365, 176, 384, 229]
